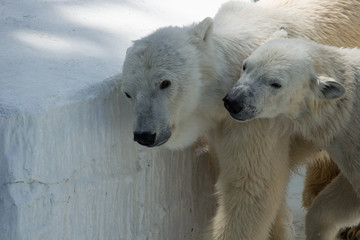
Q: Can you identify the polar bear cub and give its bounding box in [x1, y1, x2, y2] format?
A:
[223, 37, 360, 240]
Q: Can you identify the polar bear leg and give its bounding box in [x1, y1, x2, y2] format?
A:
[210, 166, 290, 239]
[210, 186, 277, 240]
[269, 198, 295, 240]
[302, 155, 340, 209]
[306, 174, 360, 240]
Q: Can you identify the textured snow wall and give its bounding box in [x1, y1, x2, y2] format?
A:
[0, 77, 217, 239]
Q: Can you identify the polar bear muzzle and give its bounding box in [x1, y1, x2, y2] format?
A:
[133, 128, 172, 148]
[223, 90, 258, 122]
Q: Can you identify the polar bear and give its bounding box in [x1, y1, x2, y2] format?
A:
[120, 0, 360, 239]
[302, 156, 360, 240]
[223, 37, 360, 240]
[303, 157, 360, 240]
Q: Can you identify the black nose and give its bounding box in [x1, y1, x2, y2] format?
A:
[133, 131, 157, 147]
[223, 95, 244, 114]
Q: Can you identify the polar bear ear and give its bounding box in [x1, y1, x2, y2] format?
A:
[191, 17, 213, 43]
[266, 27, 288, 42]
[317, 76, 345, 99]
[126, 46, 133, 55]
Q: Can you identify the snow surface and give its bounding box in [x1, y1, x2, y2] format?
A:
[0, 0, 308, 239]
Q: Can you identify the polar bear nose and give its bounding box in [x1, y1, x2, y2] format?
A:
[133, 131, 157, 147]
[223, 95, 244, 114]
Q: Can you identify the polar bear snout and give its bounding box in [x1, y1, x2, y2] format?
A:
[223, 91, 257, 122]
[134, 131, 157, 147]
[133, 126, 172, 148]
[223, 94, 244, 115]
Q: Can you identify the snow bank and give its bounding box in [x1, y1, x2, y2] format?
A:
[0, 0, 231, 239]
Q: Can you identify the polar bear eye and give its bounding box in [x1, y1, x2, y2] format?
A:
[160, 80, 171, 90]
[242, 63, 247, 71]
[124, 92, 132, 98]
[270, 83, 282, 89]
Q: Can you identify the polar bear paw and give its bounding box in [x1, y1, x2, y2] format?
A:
[338, 225, 360, 240]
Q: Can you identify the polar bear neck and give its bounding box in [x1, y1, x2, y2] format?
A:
[290, 46, 359, 147]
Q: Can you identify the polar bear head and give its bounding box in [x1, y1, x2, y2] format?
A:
[223, 38, 345, 121]
[121, 18, 213, 149]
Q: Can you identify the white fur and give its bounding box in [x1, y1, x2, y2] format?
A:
[121, 0, 360, 239]
[233, 38, 360, 240]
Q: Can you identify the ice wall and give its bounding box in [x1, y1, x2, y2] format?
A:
[0, 0, 232, 239]
[0, 77, 217, 239]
